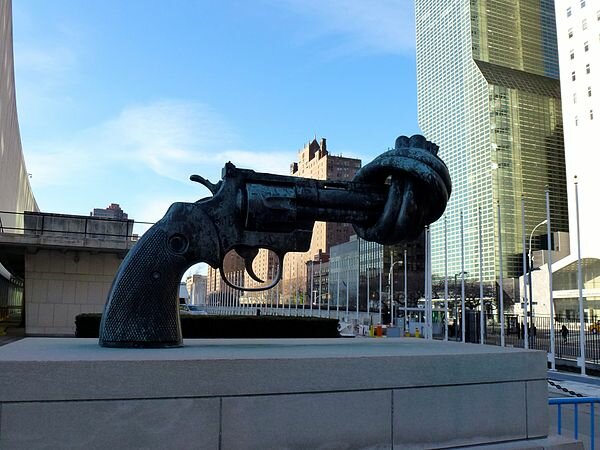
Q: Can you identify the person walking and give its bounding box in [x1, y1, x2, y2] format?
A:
[561, 324, 568, 343]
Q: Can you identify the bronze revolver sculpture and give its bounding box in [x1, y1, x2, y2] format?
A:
[99, 135, 451, 348]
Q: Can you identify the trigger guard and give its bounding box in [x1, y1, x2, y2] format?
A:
[219, 254, 283, 292]
[220, 273, 280, 292]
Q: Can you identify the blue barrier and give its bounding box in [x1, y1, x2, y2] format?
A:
[549, 397, 600, 448]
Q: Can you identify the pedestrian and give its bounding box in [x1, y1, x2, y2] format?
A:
[561, 324, 568, 343]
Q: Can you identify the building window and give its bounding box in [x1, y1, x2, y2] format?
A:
[570, 50, 575, 59]
[589, 87, 593, 97]
[568, 7, 572, 16]
[583, 19, 588, 30]
[572, 71, 576, 81]
[569, 28, 574, 38]
[587, 63, 591, 74]
[585, 41, 589, 51]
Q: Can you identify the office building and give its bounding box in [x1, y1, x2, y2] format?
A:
[416, 0, 569, 306]
[281, 138, 361, 303]
[91, 203, 128, 220]
[551, 0, 600, 318]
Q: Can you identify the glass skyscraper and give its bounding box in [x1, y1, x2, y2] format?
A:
[416, 0, 569, 301]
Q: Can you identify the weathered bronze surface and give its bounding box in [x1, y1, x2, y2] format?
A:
[99, 135, 451, 348]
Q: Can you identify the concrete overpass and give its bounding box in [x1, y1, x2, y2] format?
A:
[0, 211, 137, 335]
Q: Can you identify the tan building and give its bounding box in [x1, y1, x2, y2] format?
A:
[186, 274, 207, 306]
[281, 138, 361, 304]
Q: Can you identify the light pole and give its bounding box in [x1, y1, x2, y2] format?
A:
[389, 259, 403, 327]
[528, 219, 548, 323]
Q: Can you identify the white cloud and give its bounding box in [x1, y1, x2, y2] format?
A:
[26, 100, 295, 189]
[271, 0, 415, 55]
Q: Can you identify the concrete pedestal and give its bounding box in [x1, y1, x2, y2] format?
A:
[0, 338, 557, 449]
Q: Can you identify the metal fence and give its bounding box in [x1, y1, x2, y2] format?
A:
[549, 397, 600, 449]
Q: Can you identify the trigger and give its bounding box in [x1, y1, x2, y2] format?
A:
[235, 246, 264, 283]
[245, 259, 264, 284]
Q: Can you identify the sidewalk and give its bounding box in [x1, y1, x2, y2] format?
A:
[548, 370, 600, 397]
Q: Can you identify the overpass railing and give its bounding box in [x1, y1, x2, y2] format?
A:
[0, 210, 153, 242]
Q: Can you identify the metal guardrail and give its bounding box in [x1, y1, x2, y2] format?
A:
[0, 210, 153, 241]
[549, 397, 600, 449]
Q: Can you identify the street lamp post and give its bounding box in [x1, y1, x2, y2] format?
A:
[528, 220, 548, 325]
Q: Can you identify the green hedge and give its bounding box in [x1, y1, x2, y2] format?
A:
[75, 313, 340, 339]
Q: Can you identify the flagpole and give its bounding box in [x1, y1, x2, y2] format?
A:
[356, 239, 360, 324]
[390, 252, 394, 327]
[460, 211, 466, 343]
[310, 259, 314, 316]
[444, 216, 449, 341]
[336, 259, 340, 320]
[546, 187, 555, 369]
[427, 226, 433, 339]
[521, 196, 529, 349]
[346, 257, 350, 322]
[497, 201, 505, 347]
[276, 265, 280, 314]
[404, 249, 407, 335]
[367, 254, 371, 319]
[319, 258, 323, 318]
[575, 176, 586, 375]
[424, 226, 429, 338]
[378, 254, 383, 326]
[478, 206, 484, 344]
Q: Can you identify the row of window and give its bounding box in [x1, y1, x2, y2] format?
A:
[570, 41, 591, 54]
[567, 1, 588, 17]
[566, 5, 600, 21]
[573, 86, 594, 103]
[568, 19, 592, 36]
[571, 63, 592, 80]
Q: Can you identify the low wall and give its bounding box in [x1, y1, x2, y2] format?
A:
[0, 338, 553, 449]
[25, 249, 122, 335]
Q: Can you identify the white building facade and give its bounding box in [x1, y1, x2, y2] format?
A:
[552, 0, 600, 319]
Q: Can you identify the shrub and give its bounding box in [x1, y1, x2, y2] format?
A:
[75, 313, 340, 339]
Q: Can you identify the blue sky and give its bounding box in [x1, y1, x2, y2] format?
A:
[13, 0, 419, 232]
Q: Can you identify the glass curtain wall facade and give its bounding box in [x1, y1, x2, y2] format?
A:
[416, 0, 569, 302]
[328, 235, 426, 313]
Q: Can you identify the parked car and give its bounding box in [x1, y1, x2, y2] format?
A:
[179, 304, 209, 315]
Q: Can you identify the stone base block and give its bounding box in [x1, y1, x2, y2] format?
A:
[0, 338, 552, 449]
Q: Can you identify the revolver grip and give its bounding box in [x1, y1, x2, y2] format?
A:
[98, 201, 222, 348]
[99, 224, 189, 347]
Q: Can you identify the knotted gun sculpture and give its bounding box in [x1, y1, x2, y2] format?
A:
[99, 135, 451, 348]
